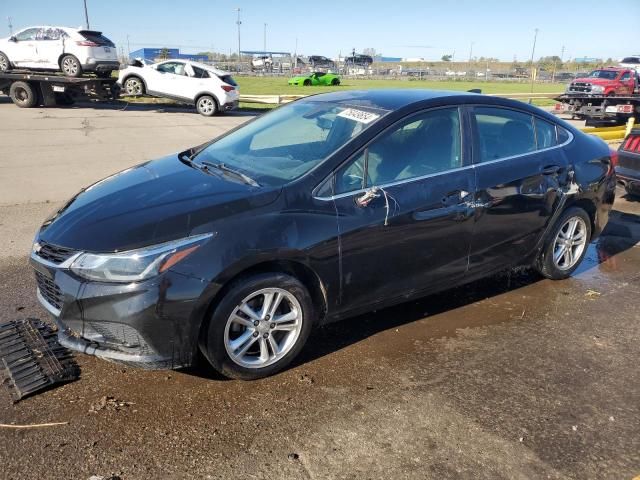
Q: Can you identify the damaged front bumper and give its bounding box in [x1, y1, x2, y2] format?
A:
[30, 251, 208, 370]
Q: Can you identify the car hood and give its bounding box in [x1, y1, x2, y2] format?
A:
[38, 155, 281, 252]
[573, 77, 616, 85]
[289, 76, 307, 81]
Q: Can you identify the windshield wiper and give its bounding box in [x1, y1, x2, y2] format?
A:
[201, 161, 260, 187]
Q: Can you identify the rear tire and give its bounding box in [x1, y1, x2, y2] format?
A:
[9, 81, 37, 108]
[536, 207, 591, 280]
[96, 70, 113, 79]
[60, 54, 82, 77]
[303, 79, 312, 86]
[0, 52, 10, 72]
[331, 78, 340, 86]
[201, 273, 315, 380]
[196, 95, 218, 116]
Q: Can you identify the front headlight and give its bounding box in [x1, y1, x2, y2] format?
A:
[591, 85, 604, 93]
[70, 233, 213, 282]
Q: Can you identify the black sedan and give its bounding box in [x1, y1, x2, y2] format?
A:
[616, 127, 640, 197]
[30, 90, 616, 379]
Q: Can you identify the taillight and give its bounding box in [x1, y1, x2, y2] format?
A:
[221, 85, 235, 92]
[623, 135, 640, 153]
[76, 40, 100, 47]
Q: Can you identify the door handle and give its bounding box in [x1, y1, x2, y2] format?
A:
[441, 190, 470, 206]
[541, 165, 561, 175]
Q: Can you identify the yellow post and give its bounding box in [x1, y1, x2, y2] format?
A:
[625, 117, 636, 138]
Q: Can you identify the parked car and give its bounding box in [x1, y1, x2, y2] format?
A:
[619, 55, 640, 74]
[308, 55, 335, 69]
[343, 53, 373, 66]
[616, 128, 640, 196]
[118, 59, 239, 116]
[30, 90, 616, 379]
[0, 26, 119, 77]
[288, 71, 340, 86]
[565, 67, 638, 96]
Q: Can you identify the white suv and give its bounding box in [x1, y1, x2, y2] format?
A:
[118, 59, 240, 116]
[0, 26, 119, 77]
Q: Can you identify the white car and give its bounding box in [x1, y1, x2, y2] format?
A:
[0, 26, 119, 77]
[118, 59, 240, 116]
[620, 55, 640, 74]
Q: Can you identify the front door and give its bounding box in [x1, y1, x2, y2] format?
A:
[148, 61, 189, 98]
[10, 28, 40, 67]
[468, 106, 569, 272]
[325, 107, 476, 311]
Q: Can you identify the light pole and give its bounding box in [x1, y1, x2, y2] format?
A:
[263, 23, 267, 53]
[83, 0, 90, 29]
[7, 16, 13, 35]
[236, 8, 242, 73]
[468, 41, 474, 78]
[529, 28, 539, 99]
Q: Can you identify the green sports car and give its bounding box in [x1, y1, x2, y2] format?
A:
[288, 71, 341, 86]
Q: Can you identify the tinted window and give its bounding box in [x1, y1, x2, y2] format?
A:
[157, 62, 186, 75]
[474, 107, 535, 162]
[219, 74, 237, 86]
[191, 66, 209, 78]
[15, 28, 39, 41]
[620, 72, 631, 81]
[79, 31, 115, 47]
[535, 118, 557, 149]
[335, 107, 462, 193]
[195, 101, 384, 187]
[557, 126, 571, 144]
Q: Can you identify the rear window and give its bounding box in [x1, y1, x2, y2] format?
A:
[556, 126, 571, 144]
[218, 74, 237, 87]
[535, 118, 557, 149]
[79, 31, 115, 47]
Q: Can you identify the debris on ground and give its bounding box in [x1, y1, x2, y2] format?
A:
[0, 318, 79, 402]
[298, 373, 314, 385]
[585, 289, 601, 298]
[89, 395, 134, 413]
[287, 453, 300, 462]
[0, 421, 68, 428]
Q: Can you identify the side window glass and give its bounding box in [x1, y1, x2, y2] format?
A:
[15, 28, 39, 41]
[473, 107, 535, 162]
[367, 107, 461, 186]
[192, 66, 209, 78]
[620, 73, 631, 81]
[335, 151, 366, 194]
[534, 118, 557, 149]
[157, 62, 185, 75]
[556, 126, 570, 144]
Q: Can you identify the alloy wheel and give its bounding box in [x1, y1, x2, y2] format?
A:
[197, 97, 215, 115]
[0, 55, 8, 71]
[224, 288, 303, 369]
[552, 216, 588, 270]
[125, 78, 143, 95]
[62, 57, 79, 76]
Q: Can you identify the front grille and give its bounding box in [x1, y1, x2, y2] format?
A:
[569, 82, 592, 93]
[35, 271, 63, 311]
[35, 242, 77, 264]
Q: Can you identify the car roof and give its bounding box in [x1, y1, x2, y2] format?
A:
[184, 60, 230, 76]
[296, 89, 567, 124]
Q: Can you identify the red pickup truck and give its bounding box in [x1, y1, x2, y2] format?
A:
[565, 67, 638, 96]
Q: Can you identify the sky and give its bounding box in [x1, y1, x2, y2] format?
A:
[2, 0, 639, 61]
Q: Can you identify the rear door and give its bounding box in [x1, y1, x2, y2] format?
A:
[323, 106, 476, 311]
[34, 27, 65, 68]
[468, 106, 569, 272]
[149, 61, 189, 98]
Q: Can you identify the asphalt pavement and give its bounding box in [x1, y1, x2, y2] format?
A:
[0, 100, 638, 480]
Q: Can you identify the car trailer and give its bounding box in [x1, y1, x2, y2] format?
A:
[554, 93, 640, 126]
[0, 70, 120, 108]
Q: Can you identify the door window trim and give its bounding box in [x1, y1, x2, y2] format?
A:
[468, 104, 574, 167]
[313, 106, 468, 200]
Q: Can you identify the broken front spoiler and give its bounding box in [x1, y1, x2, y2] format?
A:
[54, 319, 182, 370]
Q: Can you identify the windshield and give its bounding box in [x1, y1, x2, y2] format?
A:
[193, 101, 387, 187]
[587, 70, 618, 80]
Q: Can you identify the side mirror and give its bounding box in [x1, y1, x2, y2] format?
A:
[9, 36, 17, 42]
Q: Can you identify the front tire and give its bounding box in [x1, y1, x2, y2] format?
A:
[536, 207, 591, 279]
[196, 95, 218, 116]
[303, 79, 312, 86]
[0, 52, 10, 72]
[123, 76, 145, 96]
[60, 55, 82, 77]
[331, 78, 340, 86]
[201, 273, 315, 380]
[9, 81, 37, 108]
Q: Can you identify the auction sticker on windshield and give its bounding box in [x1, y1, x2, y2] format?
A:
[337, 108, 381, 124]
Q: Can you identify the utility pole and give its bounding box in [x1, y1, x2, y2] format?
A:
[7, 17, 13, 35]
[263, 23, 267, 53]
[83, 0, 90, 29]
[468, 41, 474, 78]
[529, 28, 539, 101]
[126, 34, 130, 57]
[236, 8, 242, 73]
